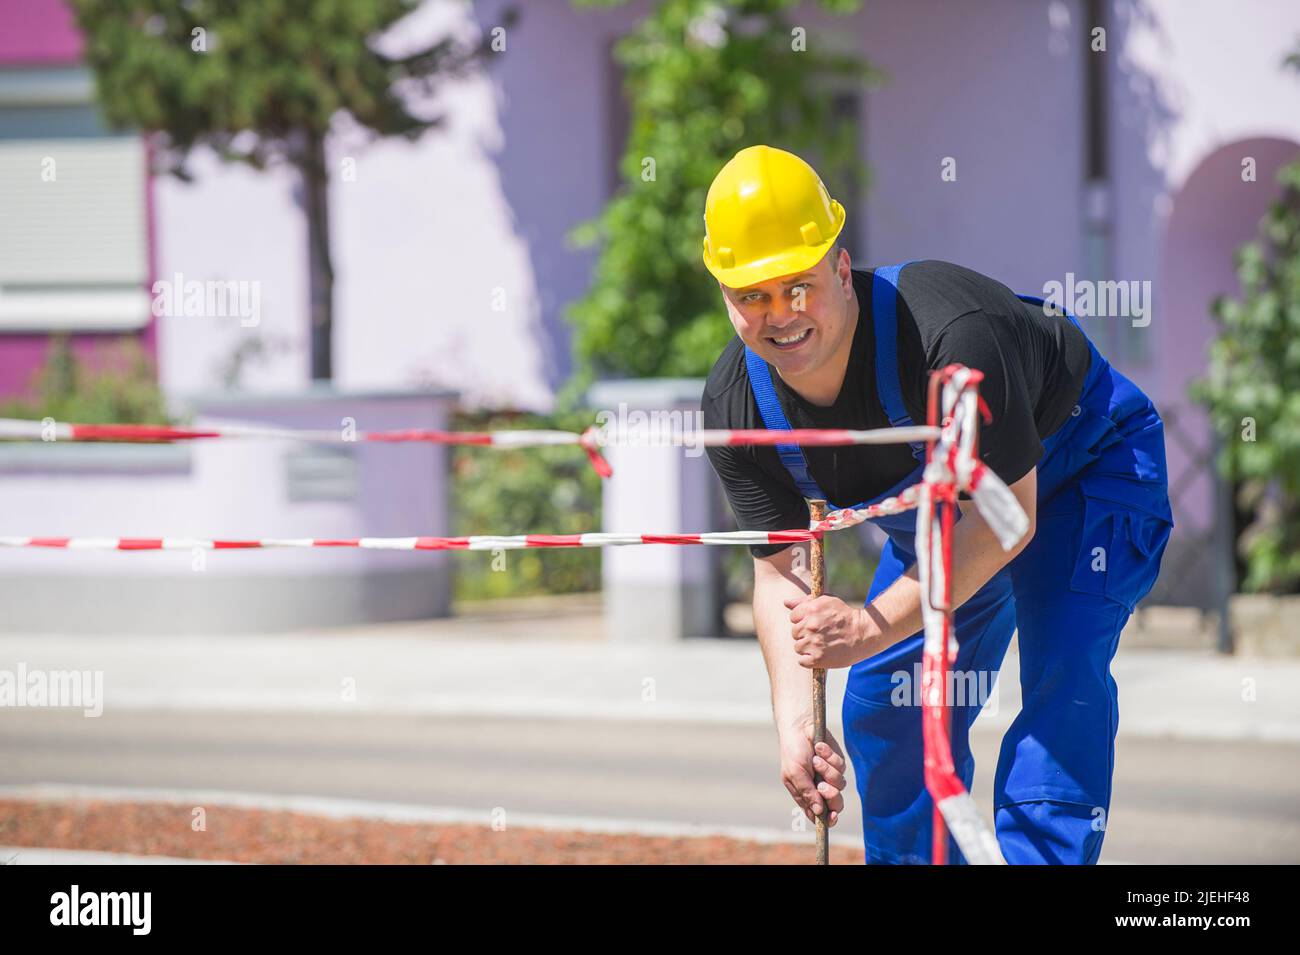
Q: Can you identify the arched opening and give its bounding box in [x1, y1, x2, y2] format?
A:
[1155, 136, 1300, 612]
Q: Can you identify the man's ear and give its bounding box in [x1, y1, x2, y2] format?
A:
[835, 247, 853, 293]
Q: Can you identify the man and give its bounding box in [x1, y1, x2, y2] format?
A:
[700, 145, 1173, 864]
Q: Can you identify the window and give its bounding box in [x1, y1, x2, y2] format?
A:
[0, 66, 150, 332]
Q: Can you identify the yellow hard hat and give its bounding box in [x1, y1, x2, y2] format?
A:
[702, 145, 846, 289]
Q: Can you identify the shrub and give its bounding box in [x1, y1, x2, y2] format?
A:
[0, 333, 170, 425]
[450, 409, 603, 601]
[1193, 159, 1300, 593]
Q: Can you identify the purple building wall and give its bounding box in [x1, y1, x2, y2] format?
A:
[0, 0, 83, 63]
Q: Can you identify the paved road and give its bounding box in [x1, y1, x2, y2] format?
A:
[2, 707, 1296, 863]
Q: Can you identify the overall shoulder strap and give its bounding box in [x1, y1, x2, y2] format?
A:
[871, 263, 926, 460]
[742, 346, 827, 501]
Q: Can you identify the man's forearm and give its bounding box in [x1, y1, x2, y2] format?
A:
[752, 548, 817, 730]
[865, 504, 1023, 653]
[754, 593, 815, 730]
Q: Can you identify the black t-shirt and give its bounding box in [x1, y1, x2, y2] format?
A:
[702, 260, 1091, 557]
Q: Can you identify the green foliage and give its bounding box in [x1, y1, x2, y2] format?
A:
[1192, 159, 1300, 593]
[0, 334, 170, 425]
[563, 0, 873, 401]
[68, 0, 498, 174]
[451, 409, 603, 600]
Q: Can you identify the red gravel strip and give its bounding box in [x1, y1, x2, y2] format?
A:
[0, 799, 864, 865]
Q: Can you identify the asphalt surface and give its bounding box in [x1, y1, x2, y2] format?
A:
[2, 707, 1296, 863]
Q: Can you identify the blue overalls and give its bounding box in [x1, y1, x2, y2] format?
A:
[744, 263, 1174, 864]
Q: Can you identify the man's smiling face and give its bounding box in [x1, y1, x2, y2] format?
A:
[719, 247, 856, 384]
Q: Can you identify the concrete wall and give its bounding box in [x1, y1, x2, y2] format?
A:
[588, 378, 721, 643]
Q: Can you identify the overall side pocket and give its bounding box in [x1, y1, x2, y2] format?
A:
[1067, 490, 1174, 612]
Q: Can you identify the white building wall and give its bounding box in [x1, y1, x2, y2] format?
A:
[156, 0, 647, 412]
[150, 0, 1300, 415]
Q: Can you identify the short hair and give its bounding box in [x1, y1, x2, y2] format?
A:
[825, 240, 848, 271]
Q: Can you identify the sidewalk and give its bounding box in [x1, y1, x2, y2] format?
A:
[1, 595, 1296, 741]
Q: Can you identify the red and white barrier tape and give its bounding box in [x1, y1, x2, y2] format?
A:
[0, 417, 939, 480]
[0, 417, 938, 448]
[0, 489, 923, 553]
[0, 532, 813, 551]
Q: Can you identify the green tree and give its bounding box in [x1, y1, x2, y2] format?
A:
[1194, 158, 1300, 593]
[70, 0, 513, 381]
[564, 0, 874, 399]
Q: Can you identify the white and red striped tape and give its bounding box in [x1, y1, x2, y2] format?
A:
[0, 417, 940, 480]
[0, 531, 816, 552]
[0, 417, 938, 448]
[0, 418, 580, 447]
[0, 490, 920, 553]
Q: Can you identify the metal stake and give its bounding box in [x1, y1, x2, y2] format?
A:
[809, 498, 829, 865]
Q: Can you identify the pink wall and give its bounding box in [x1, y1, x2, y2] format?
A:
[0, 0, 82, 65]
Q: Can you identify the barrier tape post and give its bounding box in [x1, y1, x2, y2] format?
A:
[927, 370, 950, 867]
[916, 367, 1010, 866]
[808, 498, 829, 865]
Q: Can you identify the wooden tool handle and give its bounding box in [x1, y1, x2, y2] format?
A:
[809, 499, 829, 865]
